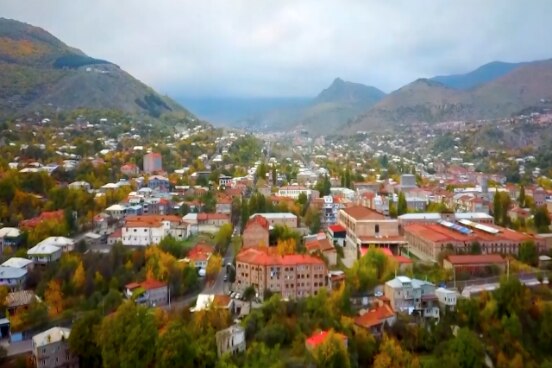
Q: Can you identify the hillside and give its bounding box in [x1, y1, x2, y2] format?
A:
[0, 18, 190, 118]
[238, 78, 386, 134]
[430, 61, 525, 90]
[347, 59, 552, 133]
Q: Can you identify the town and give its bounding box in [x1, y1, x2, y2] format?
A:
[0, 108, 551, 367]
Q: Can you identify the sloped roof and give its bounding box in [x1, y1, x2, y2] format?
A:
[355, 304, 395, 329]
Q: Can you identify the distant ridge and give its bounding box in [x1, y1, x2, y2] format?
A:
[430, 61, 526, 90]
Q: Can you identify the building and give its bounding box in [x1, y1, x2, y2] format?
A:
[32, 327, 78, 368]
[219, 175, 233, 188]
[0, 227, 23, 250]
[121, 215, 189, 247]
[186, 243, 215, 270]
[197, 213, 231, 227]
[305, 233, 337, 266]
[242, 215, 270, 248]
[322, 195, 346, 225]
[1, 257, 33, 272]
[147, 175, 170, 192]
[443, 254, 506, 274]
[404, 219, 537, 262]
[249, 213, 298, 228]
[124, 279, 168, 307]
[276, 186, 313, 200]
[5, 290, 37, 316]
[27, 243, 63, 265]
[400, 174, 417, 189]
[216, 196, 232, 215]
[305, 330, 348, 351]
[235, 247, 327, 299]
[68, 181, 91, 191]
[143, 152, 162, 173]
[435, 287, 458, 311]
[105, 204, 127, 219]
[0, 266, 27, 290]
[121, 163, 140, 177]
[216, 325, 246, 358]
[354, 300, 396, 337]
[338, 206, 406, 251]
[35, 237, 74, 253]
[384, 276, 440, 319]
[327, 224, 346, 247]
[397, 212, 494, 227]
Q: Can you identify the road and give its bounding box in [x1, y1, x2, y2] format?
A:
[163, 238, 236, 311]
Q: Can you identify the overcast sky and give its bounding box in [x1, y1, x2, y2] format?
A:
[2, 0, 552, 98]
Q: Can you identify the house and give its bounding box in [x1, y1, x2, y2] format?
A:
[354, 301, 396, 337]
[219, 175, 233, 188]
[508, 207, 532, 222]
[435, 287, 458, 311]
[32, 327, 78, 368]
[216, 325, 246, 358]
[5, 290, 37, 316]
[322, 195, 346, 225]
[124, 279, 168, 307]
[105, 204, 127, 219]
[187, 243, 215, 270]
[147, 175, 170, 192]
[235, 247, 327, 299]
[35, 237, 74, 253]
[1, 257, 33, 272]
[305, 330, 348, 351]
[0, 266, 27, 290]
[384, 276, 440, 319]
[249, 213, 298, 228]
[305, 233, 337, 266]
[121, 163, 140, 177]
[68, 181, 91, 191]
[197, 213, 231, 227]
[216, 196, 233, 215]
[107, 228, 122, 245]
[242, 215, 270, 248]
[122, 215, 188, 246]
[27, 243, 63, 265]
[327, 224, 346, 247]
[0, 227, 22, 249]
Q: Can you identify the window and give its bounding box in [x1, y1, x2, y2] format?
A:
[375, 224, 380, 234]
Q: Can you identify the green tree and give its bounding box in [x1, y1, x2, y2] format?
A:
[69, 311, 102, 367]
[96, 302, 158, 368]
[156, 321, 196, 368]
[518, 240, 538, 266]
[518, 185, 526, 207]
[397, 192, 407, 216]
[470, 241, 482, 255]
[444, 328, 485, 368]
[214, 224, 233, 253]
[534, 205, 551, 233]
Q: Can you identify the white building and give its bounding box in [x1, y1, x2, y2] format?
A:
[27, 243, 63, 265]
[1, 257, 33, 271]
[384, 276, 440, 319]
[35, 237, 74, 253]
[105, 204, 127, 219]
[435, 287, 458, 311]
[0, 266, 27, 290]
[121, 215, 190, 247]
[277, 186, 313, 200]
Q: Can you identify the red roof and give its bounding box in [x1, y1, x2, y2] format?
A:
[342, 206, 385, 220]
[245, 215, 269, 231]
[328, 224, 346, 233]
[140, 279, 167, 290]
[355, 304, 395, 329]
[20, 210, 64, 229]
[305, 330, 347, 348]
[446, 254, 505, 265]
[109, 228, 122, 238]
[404, 223, 532, 244]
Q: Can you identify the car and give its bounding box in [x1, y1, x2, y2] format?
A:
[235, 293, 241, 300]
[223, 274, 228, 282]
[230, 292, 236, 298]
[374, 291, 383, 297]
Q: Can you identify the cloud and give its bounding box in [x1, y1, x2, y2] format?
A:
[2, 0, 552, 97]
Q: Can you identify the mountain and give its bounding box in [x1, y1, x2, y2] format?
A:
[430, 61, 526, 90]
[0, 18, 190, 118]
[236, 78, 386, 133]
[347, 59, 552, 133]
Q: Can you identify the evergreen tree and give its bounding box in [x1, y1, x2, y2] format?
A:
[398, 192, 407, 216]
[518, 185, 526, 207]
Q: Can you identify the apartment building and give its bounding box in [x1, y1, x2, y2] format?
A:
[384, 276, 440, 319]
[121, 215, 189, 246]
[338, 206, 406, 251]
[32, 327, 78, 368]
[276, 185, 313, 200]
[235, 247, 327, 299]
[249, 213, 298, 228]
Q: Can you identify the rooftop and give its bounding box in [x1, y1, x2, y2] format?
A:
[404, 222, 531, 244]
[237, 247, 325, 267]
[305, 330, 347, 348]
[355, 304, 395, 329]
[446, 254, 506, 265]
[341, 206, 385, 221]
[32, 327, 71, 347]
